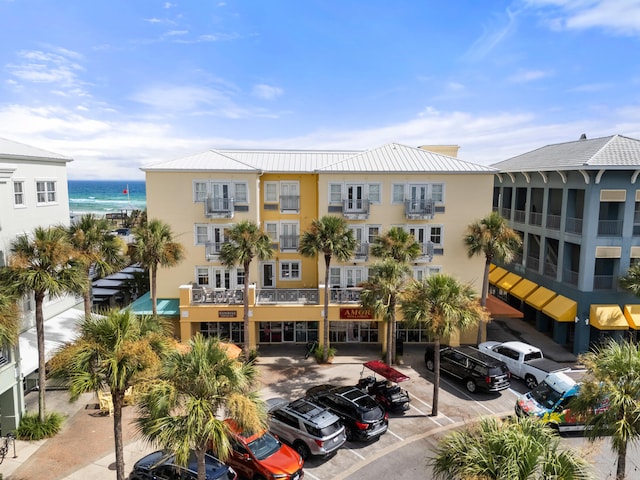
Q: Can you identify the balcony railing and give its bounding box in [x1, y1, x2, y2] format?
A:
[404, 199, 435, 220]
[330, 287, 362, 304]
[420, 242, 435, 260]
[563, 268, 579, 286]
[354, 242, 369, 260]
[279, 235, 299, 251]
[205, 241, 224, 259]
[529, 212, 543, 226]
[343, 199, 370, 219]
[598, 220, 623, 236]
[526, 255, 540, 272]
[191, 287, 244, 305]
[593, 275, 615, 290]
[513, 209, 526, 223]
[501, 208, 511, 220]
[256, 288, 319, 304]
[565, 217, 583, 235]
[280, 195, 300, 211]
[546, 214, 561, 230]
[543, 261, 557, 278]
[205, 196, 234, 218]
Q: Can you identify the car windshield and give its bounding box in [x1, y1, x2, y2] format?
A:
[247, 431, 282, 460]
[529, 381, 564, 409]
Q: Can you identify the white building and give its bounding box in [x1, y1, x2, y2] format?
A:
[0, 137, 79, 433]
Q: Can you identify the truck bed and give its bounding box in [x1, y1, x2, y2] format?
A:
[526, 357, 570, 374]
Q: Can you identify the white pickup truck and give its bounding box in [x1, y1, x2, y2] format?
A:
[478, 341, 570, 389]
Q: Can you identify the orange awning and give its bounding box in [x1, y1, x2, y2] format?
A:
[495, 272, 522, 292]
[589, 304, 628, 331]
[510, 279, 539, 301]
[542, 295, 577, 322]
[524, 286, 556, 310]
[624, 305, 640, 330]
[488, 266, 508, 285]
[485, 294, 524, 319]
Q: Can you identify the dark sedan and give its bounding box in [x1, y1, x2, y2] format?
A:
[129, 449, 237, 480]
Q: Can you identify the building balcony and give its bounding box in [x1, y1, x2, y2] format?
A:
[526, 255, 539, 272]
[330, 287, 362, 304]
[513, 209, 526, 224]
[354, 242, 369, 261]
[543, 261, 557, 278]
[419, 241, 435, 261]
[598, 219, 623, 236]
[279, 195, 300, 212]
[593, 275, 615, 290]
[404, 199, 434, 220]
[342, 199, 370, 219]
[204, 196, 234, 218]
[501, 207, 511, 220]
[563, 268, 579, 286]
[256, 288, 319, 304]
[565, 217, 583, 235]
[546, 214, 561, 230]
[191, 286, 244, 305]
[529, 212, 543, 226]
[205, 241, 223, 260]
[279, 235, 300, 252]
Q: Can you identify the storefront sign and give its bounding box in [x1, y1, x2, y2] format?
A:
[340, 307, 373, 319]
[218, 310, 238, 318]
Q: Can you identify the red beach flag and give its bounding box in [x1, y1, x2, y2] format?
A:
[123, 188, 128, 194]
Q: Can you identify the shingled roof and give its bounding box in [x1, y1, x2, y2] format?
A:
[491, 135, 640, 172]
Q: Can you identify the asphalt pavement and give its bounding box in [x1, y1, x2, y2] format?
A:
[0, 317, 581, 480]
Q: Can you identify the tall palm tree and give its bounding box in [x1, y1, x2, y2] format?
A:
[299, 216, 356, 363]
[2, 226, 86, 423]
[130, 219, 185, 316]
[463, 211, 522, 344]
[49, 309, 171, 480]
[431, 415, 593, 479]
[360, 258, 411, 365]
[219, 220, 273, 354]
[619, 262, 640, 297]
[67, 214, 127, 317]
[400, 273, 486, 415]
[136, 334, 265, 480]
[0, 288, 20, 355]
[570, 339, 640, 480]
[368, 227, 421, 363]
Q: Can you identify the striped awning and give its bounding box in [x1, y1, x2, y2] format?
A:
[542, 295, 577, 322]
[488, 266, 509, 285]
[524, 286, 556, 310]
[495, 272, 523, 292]
[510, 279, 539, 301]
[624, 305, 640, 330]
[589, 304, 628, 331]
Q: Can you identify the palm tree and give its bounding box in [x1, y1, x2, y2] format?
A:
[570, 339, 640, 480]
[431, 415, 593, 479]
[219, 220, 273, 354]
[463, 211, 522, 344]
[360, 258, 411, 365]
[619, 262, 640, 296]
[49, 309, 171, 480]
[400, 273, 486, 415]
[136, 334, 265, 480]
[0, 288, 20, 355]
[367, 227, 421, 363]
[2, 226, 86, 423]
[130, 219, 185, 316]
[67, 214, 127, 317]
[299, 216, 357, 363]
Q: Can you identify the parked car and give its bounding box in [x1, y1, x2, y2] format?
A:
[305, 384, 388, 442]
[424, 345, 511, 393]
[266, 397, 347, 459]
[222, 419, 304, 480]
[129, 449, 237, 480]
[515, 370, 595, 433]
[478, 340, 569, 389]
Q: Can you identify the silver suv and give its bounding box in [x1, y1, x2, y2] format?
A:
[266, 397, 347, 460]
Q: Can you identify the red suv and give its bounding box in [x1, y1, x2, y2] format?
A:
[223, 419, 304, 480]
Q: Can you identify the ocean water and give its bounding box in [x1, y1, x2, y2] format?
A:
[68, 180, 146, 217]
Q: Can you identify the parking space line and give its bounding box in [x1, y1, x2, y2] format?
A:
[387, 429, 404, 441]
[346, 447, 366, 460]
[409, 403, 427, 416]
[303, 469, 321, 480]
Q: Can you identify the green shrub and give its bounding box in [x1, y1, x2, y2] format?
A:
[16, 412, 64, 441]
[314, 345, 337, 363]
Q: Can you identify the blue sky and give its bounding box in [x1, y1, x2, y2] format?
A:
[1, 0, 640, 180]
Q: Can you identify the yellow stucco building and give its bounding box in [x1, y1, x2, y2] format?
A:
[141, 143, 495, 350]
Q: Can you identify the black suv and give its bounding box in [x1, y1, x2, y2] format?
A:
[305, 385, 388, 442]
[425, 345, 511, 393]
[129, 450, 237, 480]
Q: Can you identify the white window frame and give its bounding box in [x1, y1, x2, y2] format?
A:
[264, 182, 278, 203]
[13, 180, 25, 207]
[280, 222, 299, 250]
[193, 181, 208, 202]
[280, 181, 300, 212]
[280, 261, 301, 281]
[392, 184, 405, 204]
[367, 225, 381, 245]
[431, 183, 444, 203]
[195, 225, 209, 245]
[413, 265, 442, 281]
[329, 183, 342, 204]
[265, 222, 278, 241]
[234, 182, 248, 203]
[36, 180, 57, 205]
[430, 225, 443, 246]
[368, 183, 381, 203]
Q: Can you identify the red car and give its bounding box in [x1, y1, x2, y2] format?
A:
[223, 419, 304, 480]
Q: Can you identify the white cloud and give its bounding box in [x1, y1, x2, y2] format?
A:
[252, 84, 284, 100]
[508, 69, 553, 83]
[465, 7, 520, 60]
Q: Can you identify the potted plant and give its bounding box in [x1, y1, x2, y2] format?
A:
[314, 345, 337, 364]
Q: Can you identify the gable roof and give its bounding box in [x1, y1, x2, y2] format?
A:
[492, 135, 640, 172]
[0, 137, 72, 162]
[142, 143, 495, 174]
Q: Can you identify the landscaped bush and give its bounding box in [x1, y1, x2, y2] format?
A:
[16, 412, 64, 441]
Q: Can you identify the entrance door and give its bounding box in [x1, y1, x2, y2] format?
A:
[211, 183, 230, 210]
[261, 262, 275, 287]
[409, 184, 428, 210]
[346, 184, 364, 210]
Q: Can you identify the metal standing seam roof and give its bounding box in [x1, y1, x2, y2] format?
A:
[0, 137, 72, 161]
[491, 134, 640, 172]
[141, 143, 496, 174]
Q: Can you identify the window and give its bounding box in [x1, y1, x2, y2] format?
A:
[36, 180, 56, 204]
[329, 184, 342, 203]
[194, 181, 208, 202]
[432, 183, 444, 203]
[280, 261, 301, 280]
[236, 269, 245, 286]
[196, 267, 210, 286]
[329, 267, 341, 287]
[13, 181, 25, 206]
[234, 183, 248, 203]
[280, 182, 299, 211]
[392, 184, 405, 203]
[368, 184, 381, 203]
[265, 222, 278, 240]
[430, 226, 442, 245]
[195, 225, 208, 245]
[367, 225, 380, 245]
[264, 182, 278, 202]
